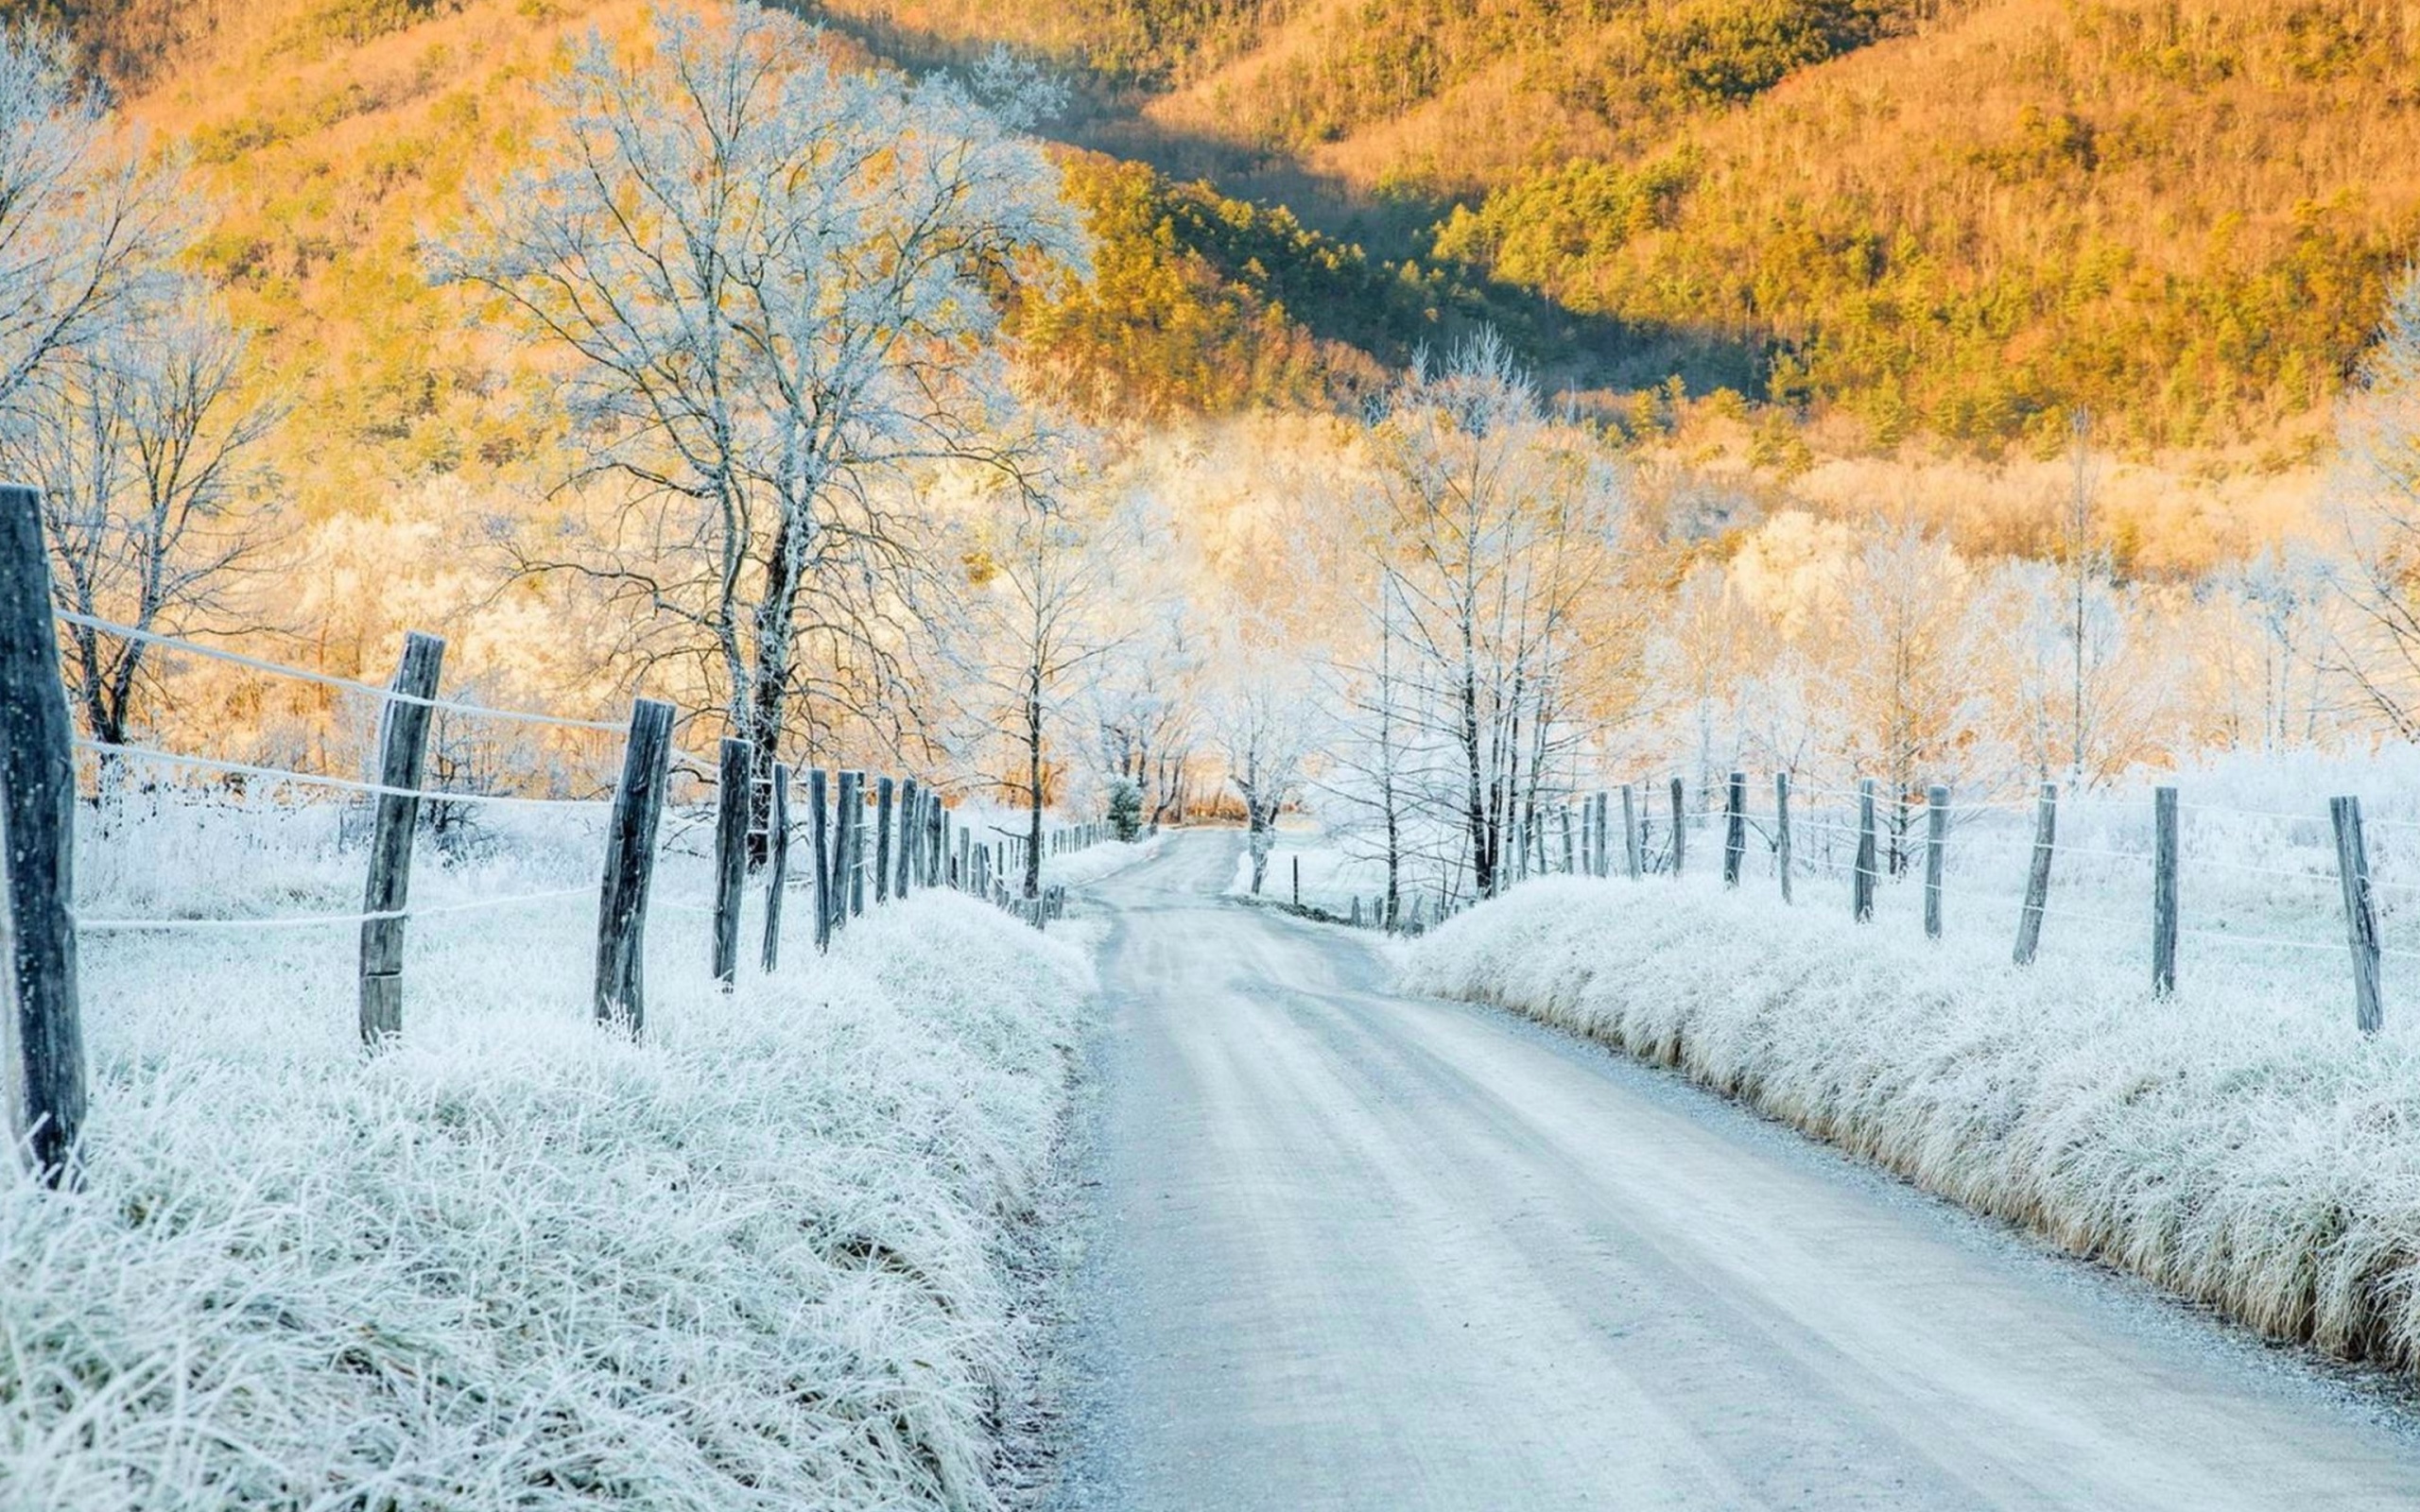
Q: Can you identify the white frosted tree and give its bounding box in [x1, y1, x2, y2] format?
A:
[1356, 332, 1632, 898]
[3, 300, 281, 767]
[0, 23, 182, 420]
[2321, 267, 2420, 737]
[429, 6, 1088, 816]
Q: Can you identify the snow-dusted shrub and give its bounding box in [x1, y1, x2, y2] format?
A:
[1, 877, 1089, 1509]
[1406, 874, 2420, 1371]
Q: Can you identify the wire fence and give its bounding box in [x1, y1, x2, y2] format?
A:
[0, 563, 1116, 1187]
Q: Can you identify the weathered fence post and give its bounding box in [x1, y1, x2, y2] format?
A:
[925, 794, 943, 886]
[1924, 783, 1948, 940]
[2152, 785, 2179, 996]
[1668, 776, 1686, 876]
[595, 696, 673, 1032]
[831, 770, 860, 935]
[1562, 804, 1576, 874]
[810, 768, 833, 953]
[359, 630, 445, 1046]
[761, 762, 790, 973]
[0, 485, 85, 1184]
[1853, 777, 1878, 922]
[2014, 782, 2057, 965]
[710, 736, 752, 988]
[2332, 795, 2385, 1035]
[875, 776, 894, 905]
[1771, 774, 1790, 900]
[1723, 771, 1746, 887]
[896, 777, 918, 898]
[1293, 854, 1301, 906]
[848, 773, 869, 918]
[955, 824, 969, 890]
[1622, 784, 1642, 880]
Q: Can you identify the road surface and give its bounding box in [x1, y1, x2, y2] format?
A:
[1046, 832, 2420, 1510]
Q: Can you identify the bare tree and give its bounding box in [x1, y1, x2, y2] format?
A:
[1216, 654, 1321, 896]
[2322, 268, 2420, 737]
[953, 477, 1129, 899]
[1355, 332, 1631, 898]
[2, 301, 280, 773]
[0, 23, 183, 420]
[429, 6, 1088, 819]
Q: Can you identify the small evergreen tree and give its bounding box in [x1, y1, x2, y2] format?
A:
[1108, 777, 1144, 841]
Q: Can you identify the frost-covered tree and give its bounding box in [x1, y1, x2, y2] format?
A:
[0, 23, 182, 420]
[2322, 267, 2420, 737]
[951, 477, 1129, 900]
[1355, 332, 1632, 897]
[430, 6, 1089, 812]
[3, 300, 281, 768]
[1214, 633, 1322, 896]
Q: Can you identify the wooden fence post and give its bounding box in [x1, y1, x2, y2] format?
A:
[832, 770, 860, 932]
[809, 768, 833, 953]
[2152, 785, 2179, 996]
[1622, 784, 1642, 880]
[1668, 775, 1686, 876]
[1561, 804, 1576, 873]
[0, 484, 85, 1184]
[875, 776, 894, 905]
[761, 762, 790, 973]
[1774, 773, 1793, 905]
[896, 777, 918, 897]
[848, 774, 868, 917]
[1594, 792, 1610, 878]
[1853, 776, 1877, 922]
[2014, 782, 2057, 965]
[925, 794, 942, 886]
[1924, 783, 1948, 940]
[711, 736, 752, 988]
[2332, 795, 2385, 1035]
[1723, 771, 1746, 887]
[955, 824, 969, 890]
[359, 630, 445, 1046]
[595, 696, 673, 1032]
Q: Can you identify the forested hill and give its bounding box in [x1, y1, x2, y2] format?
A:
[24, 0, 2420, 462]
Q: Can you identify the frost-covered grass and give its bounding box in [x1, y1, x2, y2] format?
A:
[1407, 868, 2420, 1373]
[4, 796, 1092, 1510]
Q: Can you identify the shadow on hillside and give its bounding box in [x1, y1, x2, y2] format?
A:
[790, 2, 1771, 404]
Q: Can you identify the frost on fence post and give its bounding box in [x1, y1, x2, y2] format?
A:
[847, 771, 869, 919]
[0, 482, 86, 1187]
[832, 770, 861, 934]
[1668, 775, 1686, 877]
[1723, 771, 1746, 887]
[895, 776, 918, 898]
[1562, 804, 1576, 874]
[595, 697, 673, 1033]
[761, 762, 790, 974]
[711, 737, 752, 989]
[1924, 784, 1949, 940]
[875, 776, 894, 905]
[1621, 784, 1642, 880]
[809, 768, 833, 954]
[1773, 773, 1794, 905]
[359, 630, 445, 1047]
[2152, 785, 2180, 997]
[1853, 778, 1878, 922]
[2332, 795, 2384, 1035]
[2014, 782, 2057, 966]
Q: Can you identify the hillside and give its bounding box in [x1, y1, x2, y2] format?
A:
[824, 0, 2420, 455]
[18, 0, 2420, 480]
